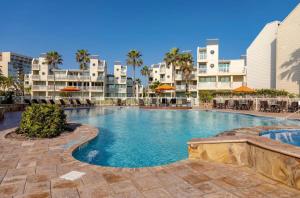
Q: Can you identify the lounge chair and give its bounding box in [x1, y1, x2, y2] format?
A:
[182, 98, 188, 107]
[247, 100, 254, 110]
[31, 99, 39, 104]
[24, 99, 31, 105]
[59, 99, 67, 107]
[86, 99, 95, 106]
[75, 99, 83, 106]
[48, 99, 56, 105]
[40, 99, 48, 104]
[288, 102, 298, 112]
[213, 100, 217, 108]
[69, 99, 77, 107]
[161, 98, 168, 106]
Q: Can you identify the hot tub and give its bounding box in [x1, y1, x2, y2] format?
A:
[260, 129, 300, 147]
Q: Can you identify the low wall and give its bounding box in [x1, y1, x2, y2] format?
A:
[0, 104, 27, 112]
[188, 135, 300, 190]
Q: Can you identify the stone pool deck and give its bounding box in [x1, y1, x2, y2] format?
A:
[1, 125, 300, 197]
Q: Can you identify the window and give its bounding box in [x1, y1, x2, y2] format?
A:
[210, 50, 215, 54]
[219, 63, 230, 72]
[155, 71, 157, 73]
[198, 64, 207, 73]
[42, 72, 45, 75]
[117, 68, 119, 71]
[167, 75, 170, 78]
[93, 63, 96, 66]
[199, 51, 206, 59]
[210, 64, 214, 68]
[92, 73, 95, 76]
[219, 76, 230, 82]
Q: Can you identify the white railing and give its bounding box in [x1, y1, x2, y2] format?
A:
[189, 85, 197, 90]
[160, 68, 166, 73]
[218, 82, 231, 89]
[175, 74, 182, 80]
[90, 86, 104, 91]
[97, 66, 105, 71]
[32, 75, 40, 80]
[198, 82, 217, 89]
[176, 85, 186, 90]
[120, 70, 126, 75]
[198, 69, 207, 74]
[32, 85, 47, 90]
[32, 64, 40, 70]
[96, 76, 104, 81]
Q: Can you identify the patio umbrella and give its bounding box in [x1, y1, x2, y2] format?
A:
[233, 85, 255, 93]
[155, 84, 175, 91]
[60, 86, 80, 92]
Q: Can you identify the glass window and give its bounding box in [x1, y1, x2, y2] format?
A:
[219, 76, 230, 82]
[199, 77, 216, 82]
[219, 63, 230, 72]
[198, 64, 207, 73]
[199, 51, 207, 59]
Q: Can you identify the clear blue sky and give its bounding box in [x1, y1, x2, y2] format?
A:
[0, 0, 299, 83]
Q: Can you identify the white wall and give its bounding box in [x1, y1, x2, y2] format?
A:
[246, 21, 280, 89]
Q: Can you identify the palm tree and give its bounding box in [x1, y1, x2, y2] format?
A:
[44, 51, 63, 99]
[140, 66, 150, 96]
[164, 48, 180, 81]
[76, 49, 90, 70]
[126, 50, 143, 97]
[178, 52, 194, 97]
[76, 49, 90, 98]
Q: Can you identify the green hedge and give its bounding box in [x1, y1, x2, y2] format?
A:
[17, 104, 67, 138]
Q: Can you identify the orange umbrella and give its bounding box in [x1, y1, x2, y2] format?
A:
[60, 86, 80, 92]
[233, 85, 255, 93]
[155, 84, 175, 91]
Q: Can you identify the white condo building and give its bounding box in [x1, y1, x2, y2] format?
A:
[246, 21, 280, 89]
[0, 52, 32, 82]
[246, 3, 300, 94]
[196, 39, 246, 92]
[25, 54, 107, 98]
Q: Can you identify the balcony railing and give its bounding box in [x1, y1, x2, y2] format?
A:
[120, 70, 126, 75]
[47, 85, 66, 91]
[97, 66, 105, 71]
[32, 85, 47, 90]
[218, 82, 231, 89]
[32, 75, 40, 80]
[32, 64, 40, 70]
[198, 82, 217, 89]
[120, 79, 126, 83]
[96, 76, 104, 81]
[175, 74, 182, 80]
[198, 69, 207, 74]
[160, 67, 166, 73]
[90, 86, 104, 91]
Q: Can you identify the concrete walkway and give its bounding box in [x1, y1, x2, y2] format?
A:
[0, 125, 299, 198]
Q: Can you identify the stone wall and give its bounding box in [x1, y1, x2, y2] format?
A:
[188, 138, 300, 190]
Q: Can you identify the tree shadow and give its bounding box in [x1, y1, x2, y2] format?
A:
[280, 48, 300, 93]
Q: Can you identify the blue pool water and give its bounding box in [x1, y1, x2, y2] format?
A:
[260, 129, 300, 147]
[67, 107, 300, 168]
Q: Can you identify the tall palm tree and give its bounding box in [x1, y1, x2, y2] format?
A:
[178, 52, 194, 97]
[164, 48, 180, 81]
[76, 49, 90, 98]
[76, 49, 90, 70]
[141, 66, 151, 97]
[45, 51, 63, 99]
[126, 50, 143, 97]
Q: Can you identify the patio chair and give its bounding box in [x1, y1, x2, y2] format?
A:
[182, 98, 188, 107]
[161, 98, 168, 106]
[233, 100, 239, 110]
[247, 100, 254, 110]
[138, 99, 145, 106]
[31, 99, 39, 104]
[40, 99, 48, 104]
[86, 99, 95, 106]
[288, 102, 298, 112]
[24, 99, 31, 106]
[279, 101, 287, 112]
[213, 100, 217, 108]
[48, 99, 56, 105]
[151, 98, 157, 106]
[170, 98, 177, 107]
[224, 100, 229, 109]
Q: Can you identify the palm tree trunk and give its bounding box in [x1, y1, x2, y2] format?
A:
[185, 79, 188, 97]
[53, 72, 56, 100]
[133, 65, 136, 98]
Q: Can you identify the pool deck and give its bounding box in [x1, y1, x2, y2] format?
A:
[1, 124, 300, 197]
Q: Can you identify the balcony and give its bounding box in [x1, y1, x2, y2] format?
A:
[32, 64, 40, 70]
[198, 82, 217, 89]
[198, 69, 207, 74]
[189, 85, 197, 90]
[116, 87, 127, 93]
[219, 68, 230, 73]
[96, 76, 104, 81]
[32, 85, 47, 91]
[24, 74, 30, 80]
[175, 74, 182, 80]
[47, 85, 66, 91]
[176, 85, 185, 90]
[32, 75, 40, 81]
[97, 66, 105, 71]
[218, 82, 231, 89]
[107, 79, 115, 84]
[160, 67, 166, 73]
[160, 78, 166, 82]
[90, 86, 104, 91]
[120, 78, 126, 84]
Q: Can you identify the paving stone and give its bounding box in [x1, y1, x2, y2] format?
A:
[25, 181, 50, 193]
[142, 188, 172, 198]
[165, 181, 204, 198]
[103, 172, 127, 184]
[201, 190, 239, 198]
[51, 188, 79, 198]
[0, 182, 25, 197]
[14, 191, 51, 198]
[195, 181, 223, 194]
[110, 180, 138, 194]
[133, 175, 162, 191]
[51, 178, 82, 190]
[78, 184, 110, 198]
[182, 174, 211, 185]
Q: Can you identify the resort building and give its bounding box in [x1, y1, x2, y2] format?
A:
[25, 54, 143, 99]
[0, 52, 32, 82]
[276, 3, 300, 94]
[246, 21, 280, 89]
[25, 54, 107, 98]
[196, 39, 246, 92]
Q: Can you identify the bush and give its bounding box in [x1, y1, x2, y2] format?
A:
[17, 104, 67, 138]
[199, 91, 214, 103]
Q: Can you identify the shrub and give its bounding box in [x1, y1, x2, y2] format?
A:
[199, 91, 214, 103]
[17, 104, 67, 138]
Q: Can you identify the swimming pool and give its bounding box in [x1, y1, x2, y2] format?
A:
[67, 107, 300, 168]
[260, 129, 300, 147]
